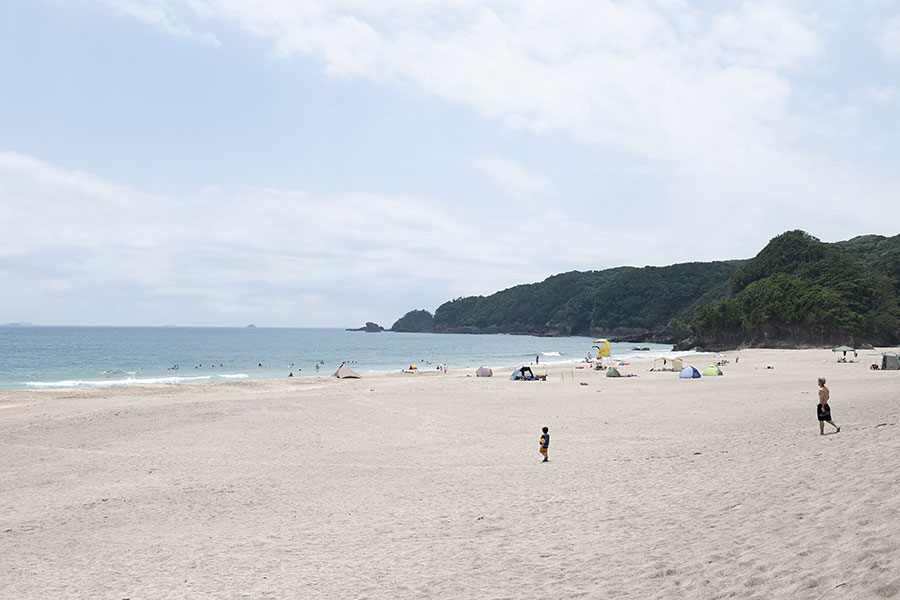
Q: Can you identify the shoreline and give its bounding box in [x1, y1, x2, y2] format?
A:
[0, 345, 886, 399]
[3, 327, 670, 393]
[1, 351, 692, 393]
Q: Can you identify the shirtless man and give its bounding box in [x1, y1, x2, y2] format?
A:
[817, 377, 840, 435]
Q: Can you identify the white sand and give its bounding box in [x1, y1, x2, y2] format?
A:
[1, 348, 899, 599]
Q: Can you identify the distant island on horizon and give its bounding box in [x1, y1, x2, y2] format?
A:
[387, 230, 900, 352]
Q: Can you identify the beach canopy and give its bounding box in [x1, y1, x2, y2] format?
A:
[832, 346, 855, 352]
[606, 367, 622, 377]
[476, 365, 493, 377]
[653, 357, 684, 371]
[702, 365, 723, 377]
[333, 364, 361, 379]
[882, 354, 900, 370]
[680, 366, 701, 379]
[510, 366, 536, 381]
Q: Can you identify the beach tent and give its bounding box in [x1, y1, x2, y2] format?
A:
[333, 364, 361, 379]
[510, 366, 536, 381]
[653, 357, 684, 371]
[702, 365, 723, 376]
[606, 367, 622, 377]
[882, 354, 900, 370]
[679, 366, 701, 379]
[476, 365, 493, 377]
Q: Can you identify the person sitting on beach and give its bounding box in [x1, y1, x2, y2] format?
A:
[817, 377, 840, 435]
[539, 427, 550, 462]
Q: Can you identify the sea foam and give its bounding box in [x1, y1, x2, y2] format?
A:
[24, 375, 217, 388]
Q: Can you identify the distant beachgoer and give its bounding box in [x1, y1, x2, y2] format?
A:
[288, 371, 293, 377]
[817, 377, 840, 435]
[539, 427, 550, 462]
[536, 354, 540, 364]
[315, 363, 320, 372]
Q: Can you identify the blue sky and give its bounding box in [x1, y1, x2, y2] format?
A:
[2, 0, 900, 327]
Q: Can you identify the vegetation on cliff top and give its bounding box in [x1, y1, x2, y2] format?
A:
[693, 231, 900, 347]
[393, 231, 900, 349]
[430, 262, 741, 336]
[390, 309, 435, 332]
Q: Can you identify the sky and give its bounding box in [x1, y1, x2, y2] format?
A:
[2, 0, 900, 327]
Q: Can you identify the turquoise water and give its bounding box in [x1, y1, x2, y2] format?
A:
[0, 327, 675, 391]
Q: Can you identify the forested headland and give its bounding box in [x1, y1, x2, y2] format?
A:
[390, 231, 900, 350]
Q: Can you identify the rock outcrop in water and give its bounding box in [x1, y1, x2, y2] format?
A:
[346, 322, 385, 333]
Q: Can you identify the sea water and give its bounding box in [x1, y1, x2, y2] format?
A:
[0, 327, 676, 391]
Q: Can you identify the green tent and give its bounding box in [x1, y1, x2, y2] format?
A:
[702, 365, 723, 376]
[606, 367, 622, 377]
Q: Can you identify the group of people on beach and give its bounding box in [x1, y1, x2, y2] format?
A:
[287, 361, 329, 377]
[539, 377, 840, 463]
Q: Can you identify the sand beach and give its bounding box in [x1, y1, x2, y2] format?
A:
[1, 348, 899, 599]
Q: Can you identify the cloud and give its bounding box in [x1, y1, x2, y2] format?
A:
[864, 86, 898, 104]
[0, 152, 580, 325]
[475, 156, 557, 201]
[878, 15, 900, 56]
[707, 2, 823, 70]
[94, 1, 830, 176]
[100, 0, 220, 45]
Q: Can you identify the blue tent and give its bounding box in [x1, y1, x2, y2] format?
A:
[510, 366, 536, 381]
[679, 366, 701, 379]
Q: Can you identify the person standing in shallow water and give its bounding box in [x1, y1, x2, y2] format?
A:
[817, 377, 840, 435]
[539, 427, 550, 462]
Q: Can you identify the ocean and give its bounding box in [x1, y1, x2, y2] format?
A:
[0, 326, 677, 391]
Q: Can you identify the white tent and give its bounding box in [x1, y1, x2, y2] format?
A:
[333, 364, 361, 379]
[653, 357, 683, 372]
